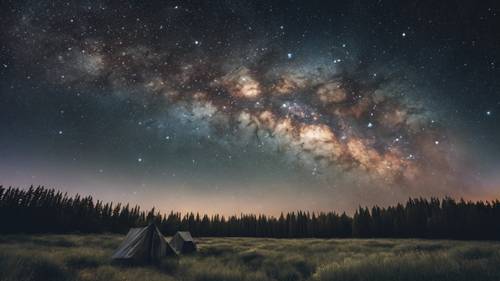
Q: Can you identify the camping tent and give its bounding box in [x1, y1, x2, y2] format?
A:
[169, 231, 197, 254]
[112, 223, 176, 262]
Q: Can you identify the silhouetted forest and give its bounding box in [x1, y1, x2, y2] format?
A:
[1, 186, 500, 240]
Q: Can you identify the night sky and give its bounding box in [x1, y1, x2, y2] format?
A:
[1, 1, 499, 215]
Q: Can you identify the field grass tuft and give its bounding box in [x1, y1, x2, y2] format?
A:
[65, 254, 103, 269]
[0, 252, 71, 281]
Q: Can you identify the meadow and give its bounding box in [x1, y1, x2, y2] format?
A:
[1, 234, 500, 281]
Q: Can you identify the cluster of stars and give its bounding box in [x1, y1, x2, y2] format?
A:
[3, 0, 495, 199]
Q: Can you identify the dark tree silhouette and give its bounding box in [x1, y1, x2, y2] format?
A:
[1, 185, 499, 240]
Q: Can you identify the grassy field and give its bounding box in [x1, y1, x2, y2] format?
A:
[1, 235, 500, 281]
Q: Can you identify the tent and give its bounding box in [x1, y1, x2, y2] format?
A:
[111, 223, 176, 262]
[169, 231, 197, 254]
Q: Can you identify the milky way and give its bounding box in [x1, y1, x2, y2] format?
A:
[1, 1, 499, 213]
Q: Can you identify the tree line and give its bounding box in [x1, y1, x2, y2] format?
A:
[1, 186, 499, 240]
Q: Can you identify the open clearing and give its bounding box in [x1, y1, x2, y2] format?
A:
[1, 234, 500, 281]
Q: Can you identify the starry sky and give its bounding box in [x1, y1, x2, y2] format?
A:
[1, 0, 499, 215]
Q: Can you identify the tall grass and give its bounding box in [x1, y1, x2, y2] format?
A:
[1, 235, 500, 281]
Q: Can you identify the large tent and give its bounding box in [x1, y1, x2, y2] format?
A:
[111, 223, 176, 262]
[169, 231, 197, 254]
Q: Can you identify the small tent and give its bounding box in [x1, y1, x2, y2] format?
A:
[112, 223, 176, 262]
[169, 231, 197, 254]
